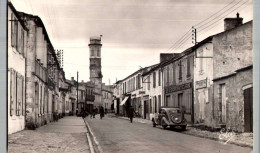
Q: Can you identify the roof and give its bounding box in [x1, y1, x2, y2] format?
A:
[8, 2, 28, 31]
[17, 11, 61, 71]
[213, 65, 253, 81]
[118, 64, 158, 83]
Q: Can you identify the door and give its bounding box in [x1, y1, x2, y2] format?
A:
[165, 95, 170, 107]
[178, 93, 183, 108]
[72, 102, 74, 115]
[117, 99, 119, 114]
[244, 87, 253, 132]
[220, 84, 226, 123]
[144, 100, 149, 119]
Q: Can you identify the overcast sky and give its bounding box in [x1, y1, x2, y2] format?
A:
[11, 0, 253, 85]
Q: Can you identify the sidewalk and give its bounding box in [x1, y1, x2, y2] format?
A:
[108, 114, 253, 148]
[8, 116, 90, 153]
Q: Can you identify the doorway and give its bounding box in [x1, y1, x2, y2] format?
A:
[244, 87, 253, 132]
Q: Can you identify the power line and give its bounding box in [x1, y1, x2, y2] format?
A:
[197, 0, 251, 41]
[166, 28, 192, 52]
[168, 0, 251, 54]
[195, 0, 246, 29]
[194, 0, 237, 27]
[198, 0, 250, 33]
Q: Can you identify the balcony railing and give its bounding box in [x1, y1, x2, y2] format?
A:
[35, 60, 47, 82]
[86, 95, 95, 101]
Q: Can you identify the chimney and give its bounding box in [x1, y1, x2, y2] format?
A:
[224, 13, 243, 31]
[160, 53, 180, 63]
[71, 77, 74, 82]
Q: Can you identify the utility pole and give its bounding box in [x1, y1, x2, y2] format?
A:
[192, 26, 197, 45]
[76, 71, 79, 115]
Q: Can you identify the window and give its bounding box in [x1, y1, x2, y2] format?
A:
[91, 49, 94, 56]
[166, 67, 169, 85]
[154, 96, 157, 113]
[133, 77, 135, 90]
[153, 72, 156, 88]
[15, 73, 18, 115]
[187, 57, 191, 77]
[138, 74, 141, 89]
[11, 13, 18, 50]
[178, 93, 183, 108]
[158, 95, 161, 109]
[199, 50, 204, 73]
[165, 95, 170, 107]
[158, 70, 161, 86]
[150, 99, 152, 113]
[148, 76, 150, 90]
[97, 48, 100, 56]
[9, 70, 15, 116]
[179, 61, 182, 81]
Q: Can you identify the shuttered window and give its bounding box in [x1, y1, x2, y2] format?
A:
[9, 69, 25, 116]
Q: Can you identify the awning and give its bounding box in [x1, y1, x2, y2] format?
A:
[120, 96, 129, 106]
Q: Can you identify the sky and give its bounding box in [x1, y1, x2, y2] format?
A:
[10, 0, 253, 85]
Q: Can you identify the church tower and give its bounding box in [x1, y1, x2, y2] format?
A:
[89, 36, 103, 106]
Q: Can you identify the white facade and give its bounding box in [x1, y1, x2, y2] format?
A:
[193, 42, 214, 124]
[142, 68, 163, 120]
[8, 5, 27, 134]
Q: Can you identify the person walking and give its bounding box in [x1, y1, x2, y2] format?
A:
[93, 107, 97, 118]
[128, 106, 135, 123]
[100, 106, 105, 119]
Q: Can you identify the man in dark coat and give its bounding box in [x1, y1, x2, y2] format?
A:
[128, 106, 135, 123]
[100, 106, 105, 119]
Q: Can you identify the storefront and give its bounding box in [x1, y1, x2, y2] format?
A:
[164, 81, 193, 123]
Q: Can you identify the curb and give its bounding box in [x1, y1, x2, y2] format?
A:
[83, 119, 95, 153]
[183, 131, 253, 148]
[84, 118, 103, 153]
[112, 115, 253, 148]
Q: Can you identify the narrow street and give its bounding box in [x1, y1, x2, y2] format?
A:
[86, 115, 252, 153]
[8, 116, 90, 153]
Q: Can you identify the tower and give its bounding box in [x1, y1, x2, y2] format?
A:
[89, 36, 103, 106]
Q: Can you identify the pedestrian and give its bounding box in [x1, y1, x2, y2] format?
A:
[128, 105, 135, 123]
[90, 108, 93, 118]
[100, 106, 105, 119]
[93, 107, 97, 118]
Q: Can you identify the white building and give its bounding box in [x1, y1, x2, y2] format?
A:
[8, 2, 27, 134]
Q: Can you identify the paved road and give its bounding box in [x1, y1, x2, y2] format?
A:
[86, 116, 252, 153]
[8, 116, 90, 153]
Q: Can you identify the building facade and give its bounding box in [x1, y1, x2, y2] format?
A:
[162, 50, 195, 123]
[8, 3, 28, 134]
[102, 84, 113, 113]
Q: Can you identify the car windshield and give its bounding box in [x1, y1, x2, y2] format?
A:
[169, 109, 181, 113]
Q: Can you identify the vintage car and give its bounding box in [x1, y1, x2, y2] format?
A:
[152, 107, 187, 130]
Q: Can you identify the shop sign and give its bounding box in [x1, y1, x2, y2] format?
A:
[164, 82, 192, 94]
[196, 78, 207, 89]
[139, 91, 145, 94]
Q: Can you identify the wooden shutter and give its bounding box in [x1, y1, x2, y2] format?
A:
[10, 69, 13, 116]
[14, 71, 17, 116]
[22, 77, 24, 116]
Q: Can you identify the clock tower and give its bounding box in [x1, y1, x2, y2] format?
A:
[89, 36, 103, 106]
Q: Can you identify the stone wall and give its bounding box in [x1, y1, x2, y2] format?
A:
[213, 21, 252, 79]
[213, 68, 252, 132]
